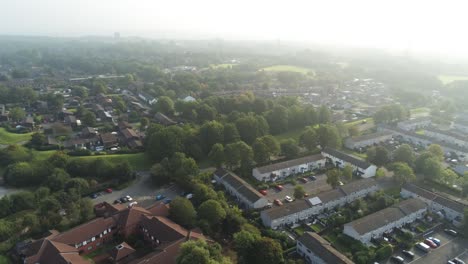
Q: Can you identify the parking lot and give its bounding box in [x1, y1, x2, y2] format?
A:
[263, 174, 332, 204]
[383, 229, 468, 264]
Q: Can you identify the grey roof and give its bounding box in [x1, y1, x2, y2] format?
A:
[322, 147, 373, 169]
[347, 131, 393, 143]
[316, 189, 345, 204]
[217, 171, 264, 204]
[340, 178, 377, 195]
[298, 232, 354, 264]
[345, 198, 426, 235]
[402, 184, 467, 213]
[262, 200, 311, 220]
[397, 117, 431, 126]
[425, 127, 468, 141]
[254, 154, 325, 174]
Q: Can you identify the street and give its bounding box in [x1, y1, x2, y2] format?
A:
[91, 171, 181, 208]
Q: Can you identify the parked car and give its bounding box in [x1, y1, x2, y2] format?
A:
[259, 190, 268, 196]
[275, 185, 284, 191]
[113, 199, 121, 204]
[274, 199, 283, 206]
[452, 258, 466, 264]
[310, 175, 317, 181]
[300, 177, 308, 183]
[428, 237, 441, 246]
[402, 250, 414, 259]
[424, 239, 437, 248]
[163, 198, 172, 204]
[185, 193, 193, 199]
[447, 261, 456, 264]
[444, 229, 458, 236]
[390, 256, 404, 264]
[90, 193, 98, 199]
[416, 242, 430, 253]
[125, 195, 133, 201]
[105, 188, 113, 193]
[120, 197, 128, 203]
[156, 194, 165, 201]
[285, 196, 294, 202]
[304, 193, 309, 197]
[128, 201, 138, 207]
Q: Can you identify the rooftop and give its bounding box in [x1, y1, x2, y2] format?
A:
[254, 154, 325, 174]
[322, 147, 373, 169]
[402, 183, 467, 213]
[298, 232, 354, 264]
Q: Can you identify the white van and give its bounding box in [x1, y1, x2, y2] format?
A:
[416, 242, 430, 253]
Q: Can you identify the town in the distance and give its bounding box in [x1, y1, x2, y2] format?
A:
[0, 37, 467, 264]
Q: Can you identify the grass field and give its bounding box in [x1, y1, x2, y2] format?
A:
[71, 153, 153, 170]
[438, 74, 468, 85]
[0, 128, 32, 145]
[344, 118, 374, 128]
[210, 63, 237, 69]
[262, 65, 314, 75]
[0, 255, 10, 264]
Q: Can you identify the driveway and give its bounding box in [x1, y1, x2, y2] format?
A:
[264, 174, 332, 203]
[91, 171, 181, 207]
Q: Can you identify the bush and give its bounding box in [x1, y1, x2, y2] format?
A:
[67, 149, 92, 156]
[375, 244, 393, 260]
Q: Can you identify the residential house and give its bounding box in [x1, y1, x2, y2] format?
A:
[261, 179, 379, 229]
[100, 132, 119, 149]
[154, 112, 177, 126]
[120, 128, 142, 149]
[297, 232, 354, 264]
[16, 203, 208, 264]
[64, 115, 81, 128]
[397, 117, 431, 131]
[344, 131, 394, 150]
[401, 183, 467, 226]
[343, 198, 427, 245]
[424, 127, 468, 148]
[138, 92, 157, 105]
[82, 127, 98, 138]
[378, 126, 468, 161]
[182, 96, 196, 102]
[252, 154, 326, 182]
[322, 147, 377, 178]
[22, 116, 35, 130]
[0, 104, 8, 122]
[213, 168, 269, 209]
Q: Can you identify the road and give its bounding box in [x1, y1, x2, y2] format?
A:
[265, 174, 331, 203]
[91, 171, 181, 208]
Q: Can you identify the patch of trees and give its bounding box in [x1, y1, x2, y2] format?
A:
[373, 104, 409, 124]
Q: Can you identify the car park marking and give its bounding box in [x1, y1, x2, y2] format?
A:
[408, 237, 457, 264]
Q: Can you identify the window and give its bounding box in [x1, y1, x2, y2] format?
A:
[88, 246, 92, 251]
[91, 237, 95, 242]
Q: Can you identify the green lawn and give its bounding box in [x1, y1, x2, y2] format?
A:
[262, 65, 314, 75]
[0, 128, 32, 145]
[438, 74, 468, 85]
[71, 153, 153, 170]
[274, 128, 303, 141]
[0, 255, 10, 264]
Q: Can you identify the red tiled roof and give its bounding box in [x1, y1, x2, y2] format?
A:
[140, 216, 188, 244]
[110, 242, 135, 261]
[127, 239, 185, 264]
[115, 206, 152, 231]
[52, 217, 116, 246]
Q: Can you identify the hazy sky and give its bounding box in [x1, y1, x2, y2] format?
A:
[1, 0, 467, 55]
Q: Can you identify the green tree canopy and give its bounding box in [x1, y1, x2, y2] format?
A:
[169, 197, 197, 228]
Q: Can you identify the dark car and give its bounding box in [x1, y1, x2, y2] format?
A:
[113, 199, 121, 204]
[444, 229, 458, 236]
[120, 197, 128, 203]
[156, 194, 165, 201]
[90, 193, 98, 199]
[402, 250, 414, 259]
[390, 256, 404, 264]
[163, 198, 172, 204]
[310, 176, 317, 181]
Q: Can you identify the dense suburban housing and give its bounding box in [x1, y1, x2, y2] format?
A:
[213, 168, 269, 209]
[424, 127, 468, 148]
[401, 183, 468, 227]
[379, 126, 468, 161]
[261, 179, 379, 229]
[343, 198, 427, 245]
[297, 232, 354, 264]
[252, 154, 326, 182]
[15, 202, 207, 264]
[454, 118, 468, 133]
[322, 147, 377, 178]
[397, 117, 431, 131]
[344, 131, 393, 150]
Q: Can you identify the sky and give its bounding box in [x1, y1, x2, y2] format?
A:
[1, 0, 468, 55]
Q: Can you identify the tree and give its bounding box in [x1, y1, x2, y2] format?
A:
[193, 183, 218, 206]
[9, 107, 26, 122]
[177, 240, 230, 264]
[234, 231, 260, 264]
[39, 197, 61, 215]
[342, 164, 354, 181]
[317, 124, 341, 148]
[47, 151, 69, 168]
[422, 157, 443, 180]
[225, 141, 253, 170]
[427, 144, 444, 161]
[47, 169, 70, 191]
[140, 117, 149, 129]
[266, 105, 288, 134]
[198, 200, 226, 226]
[169, 197, 197, 228]
[299, 127, 318, 151]
[367, 146, 390, 166]
[391, 162, 416, 185]
[4, 162, 35, 187]
[293, 185, 306, 199]
[65, 178, 89, 195]
[155, 96, 175, 115]
[253, 139, 270, 164]
[199, 121, 224, 153]
[318, 105, 332, 123]
[249, 237, 284, 264]
[326, 169, 341, 188]
[235, 115, 268, 144]
[223, 123, 240, 144]
[30, 133, 46, 147]
[393, 144, 415, 165]
[348, 126, 360, 137]
[81, 110, 96, 127]
[208, 143, 225, 167]
[280, 139, 300, 159]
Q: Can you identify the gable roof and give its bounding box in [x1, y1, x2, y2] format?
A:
[254, 154, 325, 174]
[346, 131, 393, 143]
[52, 217, 116, 245]
[116, 206, 152, 231]
[402, 183, 467, 213]
[218, 172, 264, 204]
[322, 147, 372, 169]
[140, 216, 188, 244]
[110, 242, 135, 262]
[121, 128, 139, 139]
[344, 198, 426, 235]
[26, 239, 90, 264]
[298, 232, 354, 264]
[262, 199, 311, 220]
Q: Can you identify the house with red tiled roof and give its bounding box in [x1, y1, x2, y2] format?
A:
[16, 203, 209, 264]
